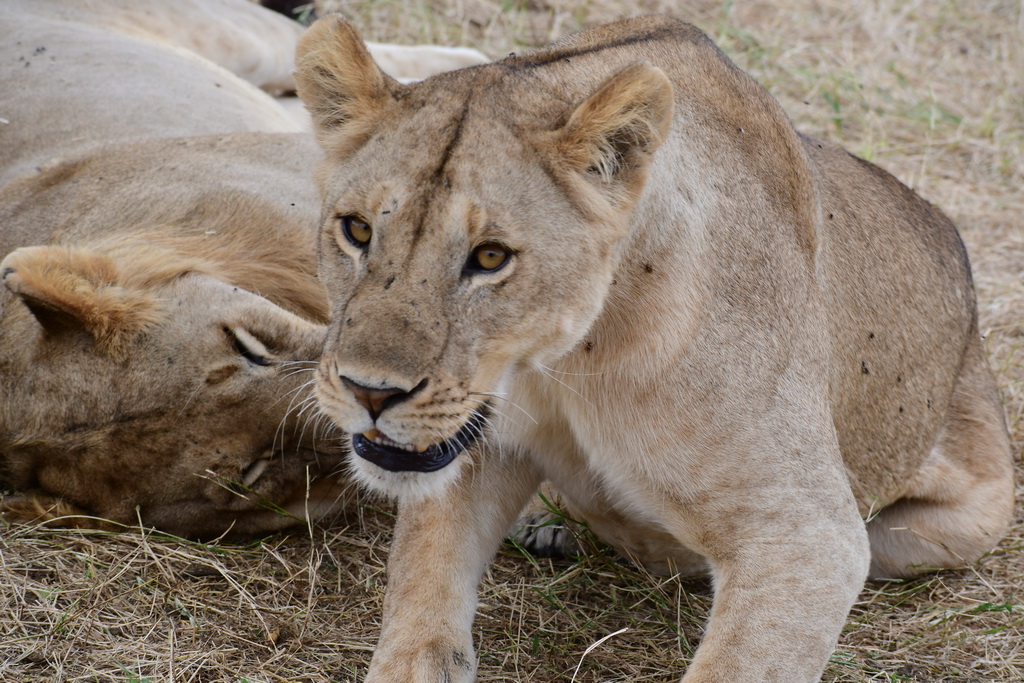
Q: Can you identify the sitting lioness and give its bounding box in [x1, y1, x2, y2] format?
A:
[294, 15, 1015, 681]
[0, 0, 487, 539]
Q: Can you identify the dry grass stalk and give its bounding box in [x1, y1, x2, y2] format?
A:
[3, 0, 1022, 680]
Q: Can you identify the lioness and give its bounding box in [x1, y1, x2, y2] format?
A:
[0, 0, 486, 538]
[295, 15, 1015, 681]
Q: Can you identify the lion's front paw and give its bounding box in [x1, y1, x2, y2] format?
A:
[366, 639, 475, 683]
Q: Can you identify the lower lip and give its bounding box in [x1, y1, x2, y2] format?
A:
[349, 407, 489, 473]
[350, 434, 459, 472]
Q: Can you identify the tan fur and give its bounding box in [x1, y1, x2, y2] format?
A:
[0, 0, 487, 539]
[2, 247, 163, 359]
[297, 15, 1015, 681]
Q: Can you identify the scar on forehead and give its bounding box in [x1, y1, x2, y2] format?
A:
[465, 203, 482, 238]
[431, 99, 471, 183]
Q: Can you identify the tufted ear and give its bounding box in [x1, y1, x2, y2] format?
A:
[1, 246, 161, 356]
[553, 62, 674, 206]
[294, 15, 401, 157]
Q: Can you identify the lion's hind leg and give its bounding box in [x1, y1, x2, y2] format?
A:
[867, 338, 1015, 579]
[509, 483, 585, 559]
[511, 483, 712, 576]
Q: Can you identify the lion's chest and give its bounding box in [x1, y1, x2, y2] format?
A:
[503, 370, 714, 504]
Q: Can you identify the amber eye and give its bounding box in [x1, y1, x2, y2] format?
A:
[465, 243, 512, 274]
[339, 215, 372, 248]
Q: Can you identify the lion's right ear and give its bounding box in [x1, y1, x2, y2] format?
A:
[550, 62, 674, 208]
[294, 16, 400, 157]
[1, 246, 160, 356]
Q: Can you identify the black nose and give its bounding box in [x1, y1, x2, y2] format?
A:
[339, 376, 425, 420]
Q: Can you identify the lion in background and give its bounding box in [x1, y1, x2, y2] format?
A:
[295, 14, 1014, 682]
[0, 0, 487, 539]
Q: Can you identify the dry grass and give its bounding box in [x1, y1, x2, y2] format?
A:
[2, 0, 1022, 681]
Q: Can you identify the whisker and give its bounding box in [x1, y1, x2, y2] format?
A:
[295, 393, 322, 422]
[280, 366, 317, 381]
[274, 378, 319, 457]
[177, 380, 206, 418]
[468, 391, 538, 425]
[455, 409, 489, 446]
[472, 402, 526, 433]
[314, 408, 345, 447]
[537, 364, 605, 377]
[295, 394, 328, 450]
[536, 364, 591, 405]
[271, 376, 318, 409]
[464, 395, 525, 432]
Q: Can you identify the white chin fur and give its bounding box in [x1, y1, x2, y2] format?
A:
[347, 452, 466, 502]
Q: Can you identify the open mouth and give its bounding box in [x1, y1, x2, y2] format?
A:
[350, 407, 489, 473]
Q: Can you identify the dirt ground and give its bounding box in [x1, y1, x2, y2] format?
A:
[1, 1, 1021, 681]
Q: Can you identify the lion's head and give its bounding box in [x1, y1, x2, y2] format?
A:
[0, 240, 349, 539]
[295, 17, 674, 498]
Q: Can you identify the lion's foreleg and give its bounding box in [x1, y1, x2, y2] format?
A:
[652, 417, 870, 681]
[366, 445, 541, 683]
[684, 531, 868, 681]
[671, 466, 872, 679]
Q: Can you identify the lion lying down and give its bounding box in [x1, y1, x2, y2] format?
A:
[0, 0, 487, 539]
[295, 15, 1015, 682]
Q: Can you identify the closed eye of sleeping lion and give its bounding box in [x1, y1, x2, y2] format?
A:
[0, 0, 488, 539]
[295, 15, 1015, 682]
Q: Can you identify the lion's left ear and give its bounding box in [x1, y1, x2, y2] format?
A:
[294, 15, 401, 157]
[1, 245, 161, 356]
[551, 62, 674, 205]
